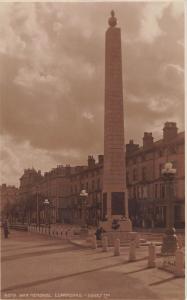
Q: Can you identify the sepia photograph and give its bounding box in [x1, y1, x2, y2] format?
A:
[0, 1, 185, 299]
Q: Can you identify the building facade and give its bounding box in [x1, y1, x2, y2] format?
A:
[0, 184, 19, 221]
[126, 122, 185, 228]
[1, 122, 184, 229]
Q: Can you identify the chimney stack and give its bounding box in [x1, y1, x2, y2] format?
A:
[88, 155, 95, 168]
[98, 155, 104, 165]
[126, 140, 139, 154]
[143, 133, 154, 149]
[163, 122, 178, 143]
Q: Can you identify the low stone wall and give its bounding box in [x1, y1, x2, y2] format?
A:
[27, 224, 85, 240]
[9, 224, 28, 231]
[102, 231, 138, 245]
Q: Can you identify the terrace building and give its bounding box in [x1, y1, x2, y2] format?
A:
[6, 122, 184, 229]
[126, 122, 185, 228]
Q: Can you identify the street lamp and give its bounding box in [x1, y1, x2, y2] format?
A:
[161, 162, 176, 228]
[36, 188, 39, 229]
[161, 161, 178, 255]
[43, 199, 51, 234]
[79, 189, 88, 229]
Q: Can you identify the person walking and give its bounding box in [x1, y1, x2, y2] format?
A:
[3, 219, 9, 239]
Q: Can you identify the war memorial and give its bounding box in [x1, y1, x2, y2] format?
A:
[0, 6, 185, 300]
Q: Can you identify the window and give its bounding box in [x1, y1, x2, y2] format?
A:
[133, 169, 138, 181]
[137, 186, 140, 198]
[142, 167, 146, 181]
[126, 172, 129, 185]
[97, 178, 100, 190]
[159, 149, 163, 157]
[92, 180, 95, 191]
[141, 186, 143, 198]
[155, 184, 158, 198]
[169, 145, 177, 154]
[133, 186, 136, 199]
[171, 160, 177, 172]
[160, 184, 165, 198]
[75, 185, 77, 194]
[159, 163, 164, 177]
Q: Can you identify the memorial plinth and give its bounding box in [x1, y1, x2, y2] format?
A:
[101, 11, 132, 234]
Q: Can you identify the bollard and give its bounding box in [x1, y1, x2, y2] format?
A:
[114, 238, 120, 256]
[148, 243, 156, 268]
[92, 235, 97, 249]
[68, 230, 72, 240]
[70, 230, 72, 239]
[177, 235, 183, 249]
[102, 236, 108, 252]
[175, 249, 184, 277]
[61, 231, 64, 239]
[129, 241, 136, 262]
[69, 230, 73, 239]
[135, 234, 140, 248]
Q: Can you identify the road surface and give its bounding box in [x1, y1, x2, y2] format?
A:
[1, 230, 184, 300]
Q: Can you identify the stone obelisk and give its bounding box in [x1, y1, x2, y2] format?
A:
[102, 11, 132, 231]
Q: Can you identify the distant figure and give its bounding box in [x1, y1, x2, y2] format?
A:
[3, 220, 9, 239]
[112, 219, 120, 230]
[95, 226, 105, 240]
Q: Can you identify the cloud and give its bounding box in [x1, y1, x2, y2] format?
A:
[0, 2, 184, 185]
[82, 111, 94, 122]
[163, 63, 184, 75]
[139, 3, 168, 43]
[0, 134, 83, 186]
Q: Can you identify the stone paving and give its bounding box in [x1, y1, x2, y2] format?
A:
[0, 229, 185, 300]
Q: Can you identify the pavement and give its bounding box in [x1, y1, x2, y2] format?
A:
[0, 229, 185, 300]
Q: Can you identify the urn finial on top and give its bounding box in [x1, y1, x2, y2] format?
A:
[108, 10, 117, 27]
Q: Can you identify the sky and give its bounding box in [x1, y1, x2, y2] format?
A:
[0, 1, 184, 187]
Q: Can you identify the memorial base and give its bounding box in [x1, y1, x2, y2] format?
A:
[99, 217, 136, 245]
[99, 216, 132, 232]
[80, 226, 89, 238]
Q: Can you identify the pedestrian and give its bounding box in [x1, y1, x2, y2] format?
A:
[3, 219, 9, 239]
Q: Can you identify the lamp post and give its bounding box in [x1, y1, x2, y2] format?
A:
[43, 199, 51, 234]
[79, 189, 88, 228]
[161, 162, 178, 255]
[161, 162, 176, 228]
[36, 189, 39, 229]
